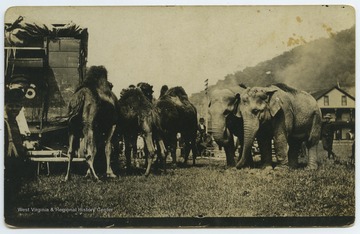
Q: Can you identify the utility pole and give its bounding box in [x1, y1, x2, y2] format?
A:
[204, 79, 209, 133]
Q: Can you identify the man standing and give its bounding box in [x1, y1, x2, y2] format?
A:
[348, 129, 355, 165]
[321, 113, 337, 159]
[198, 118, 206, 140]
[197, 117, 207, 155]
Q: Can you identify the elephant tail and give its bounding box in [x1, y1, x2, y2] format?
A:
[307, 110, 321, 148]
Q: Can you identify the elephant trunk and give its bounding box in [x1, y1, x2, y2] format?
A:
[212, 130, 230, 145]
[236, 121, 258, 169]
[211, 119, 229, 145]
[212, 125, 235, 167]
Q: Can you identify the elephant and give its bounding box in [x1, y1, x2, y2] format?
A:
[234, 83, 322, 170]
[208, 88, 244, 167]
[156, 86, 198, 165]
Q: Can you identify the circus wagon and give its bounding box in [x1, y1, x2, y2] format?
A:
[4, 17, 88, 175]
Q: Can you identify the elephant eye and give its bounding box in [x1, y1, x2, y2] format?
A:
[252, 109, 259, 115]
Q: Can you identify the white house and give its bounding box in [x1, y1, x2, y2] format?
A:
[312, 86, 355, 140]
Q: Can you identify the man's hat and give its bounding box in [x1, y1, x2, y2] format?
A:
[324, 113, 332, 119]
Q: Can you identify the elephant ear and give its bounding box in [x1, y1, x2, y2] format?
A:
[266, 88, 282, 117]
[223, 93, 241, 116]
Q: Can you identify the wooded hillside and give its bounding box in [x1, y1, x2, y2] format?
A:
[191, 26, 355, 106]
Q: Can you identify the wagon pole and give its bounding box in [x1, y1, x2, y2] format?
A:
[42, 146, 68, 157]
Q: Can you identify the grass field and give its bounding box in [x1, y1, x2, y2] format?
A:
[4, 141, 355, 227]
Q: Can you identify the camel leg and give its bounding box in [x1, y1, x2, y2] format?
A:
[124, 137, 133, 173]
[172, 135, 178, 165]
[65, 134, 74, 181]
[191, 137, 198, 166]
[171, 147, 177, 166]
[86, 129, 99, 181]
[132, 138, 139, 168]
[160, 140, 167, 172]
[157, 139, 167, 173]
[105, 125, 117, 178]
[183, 141, 191, 164]
[82, 137, 92, 178]
[144, 133, 155, 177]
[86, 157, 98, 181]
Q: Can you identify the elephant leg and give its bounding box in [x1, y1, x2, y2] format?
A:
[306, 112, 320, 170]
[305, 143, 318, 170]
[288, 138, 301, 169]
[224, 131, 236, 167]
[273, 130, 289, 169]
[245, 148, 254, 167]
[301, 141, 308, 158]
[257, 125, 273, 169]
[307, 112, 322, 148]
[305, 112, 320, 170]
[257, 137, 273, 169]
[224, 144, 236, 167]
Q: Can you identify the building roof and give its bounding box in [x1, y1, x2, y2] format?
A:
[311, 85, 355, 101]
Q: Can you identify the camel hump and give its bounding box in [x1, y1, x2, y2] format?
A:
[166, 86, 189, 99]
[169, 96, 183, 106]
[159, 86, 194, 108]
[97, 88, 116, 105]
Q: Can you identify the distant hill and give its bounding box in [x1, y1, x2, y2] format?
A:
[191, 26, 355, 108]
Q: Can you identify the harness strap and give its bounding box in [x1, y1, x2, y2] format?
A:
[5, 118, 19, 157]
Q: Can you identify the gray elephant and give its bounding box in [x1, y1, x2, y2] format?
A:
[208, 88, 244, 167]
[234, 83, 321, 170]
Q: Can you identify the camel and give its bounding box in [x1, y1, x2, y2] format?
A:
[65, 66, 118, 181]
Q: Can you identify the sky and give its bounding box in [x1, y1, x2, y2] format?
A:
[4, 5, 355, 98]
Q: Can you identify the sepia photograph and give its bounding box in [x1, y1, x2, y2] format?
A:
[2, 3, 356, 229]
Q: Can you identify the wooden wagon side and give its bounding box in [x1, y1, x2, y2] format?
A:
[4, 20, 88, 174]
